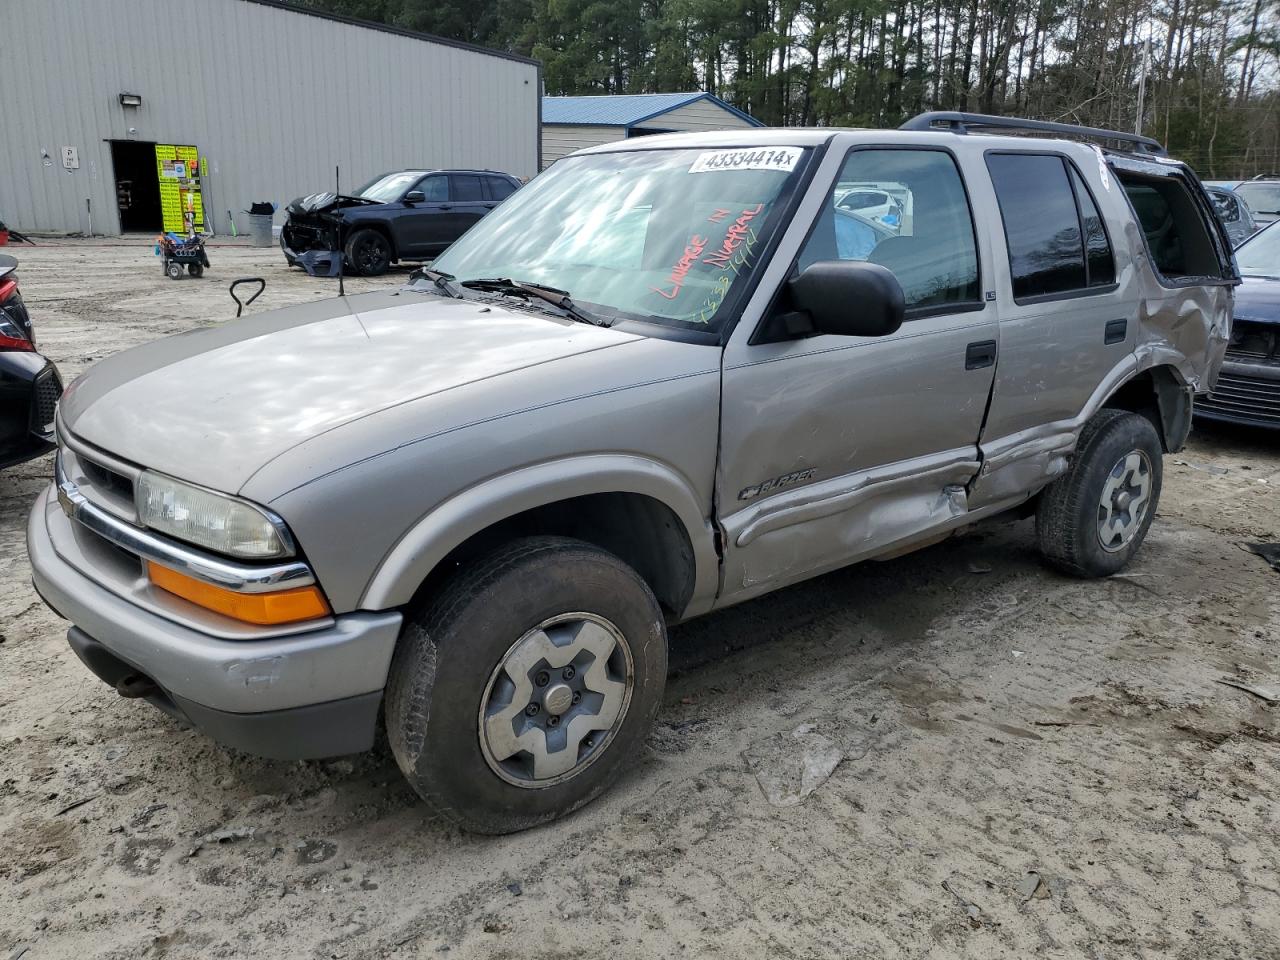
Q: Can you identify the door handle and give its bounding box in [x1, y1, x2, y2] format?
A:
[965, 340, 997, 370]
[438, 203, 452, 210]
[1104, 318, 1128, 344]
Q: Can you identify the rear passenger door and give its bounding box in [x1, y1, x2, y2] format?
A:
[970, 151, 1132, 506]
[444, 175, 491, 244]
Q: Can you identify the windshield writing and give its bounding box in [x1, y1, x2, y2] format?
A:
[431, 148, 810, 331]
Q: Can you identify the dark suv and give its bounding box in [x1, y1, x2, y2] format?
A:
[281, 169, 521, 276]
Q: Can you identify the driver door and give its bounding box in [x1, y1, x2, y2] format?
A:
[716, 145, 999, 605]
[398, 174, 451, 256]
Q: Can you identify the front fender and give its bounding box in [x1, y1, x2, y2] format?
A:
[359, 454, 720, 616]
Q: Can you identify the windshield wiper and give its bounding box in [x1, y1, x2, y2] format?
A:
[459, 278, 610, 327]
[410, 267, 463, 299]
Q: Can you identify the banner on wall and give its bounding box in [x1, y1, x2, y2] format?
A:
[155, 143, 205, 233]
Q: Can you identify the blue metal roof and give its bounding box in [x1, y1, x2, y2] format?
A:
[542, 92, 763, 128]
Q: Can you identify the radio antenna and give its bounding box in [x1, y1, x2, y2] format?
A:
[335, 164, 345, 297]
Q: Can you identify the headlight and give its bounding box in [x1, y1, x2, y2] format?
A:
[136, 471, 292, 559]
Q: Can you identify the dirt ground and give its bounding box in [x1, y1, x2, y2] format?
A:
[2, 239, 1278, 960]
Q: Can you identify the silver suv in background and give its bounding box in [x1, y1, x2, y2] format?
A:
[1235, 175, 1280, 227]
[29, 113, 1236, 833]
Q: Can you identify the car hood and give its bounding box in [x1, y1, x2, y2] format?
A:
[1234, 275, 1280, 324]
[60, 290, 646, 493]
[286, 192, 382, 216]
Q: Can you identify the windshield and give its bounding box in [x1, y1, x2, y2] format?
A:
[431, 146, 811, 331]
[1235, 222, 1280, 277]
[1236, 182, 1280, 215]
[356, 172, 420, 202]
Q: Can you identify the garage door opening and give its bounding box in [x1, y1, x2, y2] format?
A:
[110, 140, 161, 232]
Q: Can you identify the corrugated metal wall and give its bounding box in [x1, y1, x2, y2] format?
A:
[0, 0, 540, 234]
[541, 125, 626, 167]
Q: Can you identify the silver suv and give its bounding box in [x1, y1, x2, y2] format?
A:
[29, 113, 1236, 833]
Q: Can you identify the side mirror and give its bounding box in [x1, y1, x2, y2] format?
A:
[787, 260, 905, 337]
[403, 191, 426, 204]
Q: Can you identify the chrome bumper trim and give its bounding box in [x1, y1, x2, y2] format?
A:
[55, 454, 315, 594]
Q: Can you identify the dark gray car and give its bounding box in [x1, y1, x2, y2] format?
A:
[30, 114, 1235, 833]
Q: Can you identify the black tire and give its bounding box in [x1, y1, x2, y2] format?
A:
[165, 261, 183, 280]
[343, 228, 391, 276]
[1036, 408, 1163, 578]
[384, 536, 667, 834]
[187, 263, 203, 278]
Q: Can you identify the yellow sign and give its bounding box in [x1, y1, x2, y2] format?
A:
[155, 143, 204, 232]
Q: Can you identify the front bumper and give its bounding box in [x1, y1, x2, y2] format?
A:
[28, 485, 403, 759]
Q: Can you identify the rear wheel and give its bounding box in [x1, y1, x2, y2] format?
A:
[384, 537, 667, 834]
[187, 263, 203, 278]
[343, 228, 391, 276]
[1036, 408, 1163, 577]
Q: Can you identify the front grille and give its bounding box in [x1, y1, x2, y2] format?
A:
[58, 431, 139, 522]
[29, 369, 62, 433]
[1226, 320, 1280, 366]
[1199, 372, 1280, 425]
[81, 456, 134, 501]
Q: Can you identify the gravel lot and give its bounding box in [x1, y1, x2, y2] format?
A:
[2, 240, 1278, 959]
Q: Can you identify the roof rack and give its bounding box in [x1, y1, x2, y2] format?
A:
[900, 111, 1167, 157]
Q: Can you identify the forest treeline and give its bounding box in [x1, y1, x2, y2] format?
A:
[304, 0, 1279, 177]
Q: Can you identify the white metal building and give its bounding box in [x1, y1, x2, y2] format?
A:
[1, 0, 541, 235]
[541, 93, 763, 167]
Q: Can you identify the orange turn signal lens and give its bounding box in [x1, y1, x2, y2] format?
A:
[146, 561, 331, 625]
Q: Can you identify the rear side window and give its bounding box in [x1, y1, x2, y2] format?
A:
[486, 177, 517, 201]
[798, 148, 980, 312]
[1119, 173, 1225, 280]
[452, 175, 484, 201]
[986, 153, 1117, 300]
[1070, 167, 1116, 286]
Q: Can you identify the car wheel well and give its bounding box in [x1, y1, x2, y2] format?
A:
[407, 493, 697, 621]
[344, 222, 397, 259]
[1103, 365, 1192, 453]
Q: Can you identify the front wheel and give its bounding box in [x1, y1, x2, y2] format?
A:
[343, 228, 391, 276]
[384, 537, 667, 834]
[1036, 408, 1163, 577]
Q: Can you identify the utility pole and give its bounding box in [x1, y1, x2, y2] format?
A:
[1135, 37, 1150, 135]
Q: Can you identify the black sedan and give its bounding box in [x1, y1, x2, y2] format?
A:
[281, 169, 521, 277]
[0, 254, 62, 468]
[1197, 222, 1280, 429]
